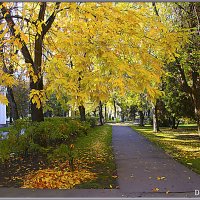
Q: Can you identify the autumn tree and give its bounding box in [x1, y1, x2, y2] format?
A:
[0, 2, 62, 122]
[0, 18, 19, 121]
[45, 3, 183, 123]
[0, 2, 187, 125]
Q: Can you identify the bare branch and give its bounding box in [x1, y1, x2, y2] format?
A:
[174, 3, 191, 15]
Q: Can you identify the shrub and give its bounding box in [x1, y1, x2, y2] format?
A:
[48, 144, 70, 162]
[48, 144, 76, 170]
[0, 118, 91, 164]
[87, 117, 98, 127]
[0, 140, 11, 163]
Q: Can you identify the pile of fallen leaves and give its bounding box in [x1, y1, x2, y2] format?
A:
[21, 168, 96, 189]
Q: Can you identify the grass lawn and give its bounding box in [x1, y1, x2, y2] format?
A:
[131, 125, 200, 174]
[74, 124, 118, 189]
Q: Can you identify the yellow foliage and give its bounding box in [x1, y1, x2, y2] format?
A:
[0, 93, 8, 105]
[29, 89, 45, 109]
[0, 2, 190, 107]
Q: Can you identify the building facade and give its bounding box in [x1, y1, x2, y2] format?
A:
[0, 86, 6, 125]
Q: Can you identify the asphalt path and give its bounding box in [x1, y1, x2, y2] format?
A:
[112, 125, 200, 197]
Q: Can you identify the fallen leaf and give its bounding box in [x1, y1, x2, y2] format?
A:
[152, 187, 159, 192]
[187, 163, 192, 165]
[157, 176, 166, 180]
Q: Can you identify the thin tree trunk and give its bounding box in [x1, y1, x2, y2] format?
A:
[192, 91, 200, 135]
[113, 99, 117, 120]
[152, 101, 160, 132]
[99, 101, 104, 126]
[7, 87, 19, 121]
[176, 120, 180, 129]
[171, 116, 176, 129]
[139, 111, 144, 127]
[78, 105, 86, 121]
[104, 104, 107, 122]
[9, 107, 13, 124]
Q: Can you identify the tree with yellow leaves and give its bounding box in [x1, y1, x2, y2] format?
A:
[0, 2, 187, 122]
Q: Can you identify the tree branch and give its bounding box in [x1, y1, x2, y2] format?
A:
[0, 15, 36, 25]
[38, 2, 46, 22]
[174, 3, 191, 15]
[152, 2, 159, 17]
[0, 3, 34, 65]
[176, 61, 191, 93]
[42, 2, 61, 37]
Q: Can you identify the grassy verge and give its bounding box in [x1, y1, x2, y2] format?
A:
[74, 124, 118, 189]
[0, 127, 10, 132]
[131, 125, 200, 174]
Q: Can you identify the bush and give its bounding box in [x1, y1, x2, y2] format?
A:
[0, 118, 91, 163]
[86, 117, 98, 127]
[0, 140, 11, 163]
[48, 144, 75, 162]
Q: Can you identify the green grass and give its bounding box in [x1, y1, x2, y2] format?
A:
[73, 125, 118, 189]
[0, 127, 10, 132]
[131, 125, 200, 174]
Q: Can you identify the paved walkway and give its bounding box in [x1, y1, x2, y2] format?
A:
[112, 125, 200, 198]
[0, 125, 200, 198]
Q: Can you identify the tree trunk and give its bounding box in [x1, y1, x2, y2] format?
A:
[192, 90, 200, 134]
[99, 101, 104, 126]
[121, 112, 125, 122]
[30, 4, 46, 122]
[7, 87, 19, 121]
[113, 99, 117, 120]
[78, 105, 86, 121]
[139, 111, 144, 127]
[104, 104, 107, 122]
[197, 117, 200, 135]
[176, 120, 180, 129]
[9, 107, 13, 124]
[152, 101, 160, 132]
[30, 79, 44, 122]
[171, 116, 176, 129]
[130, 106, 136, 122]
